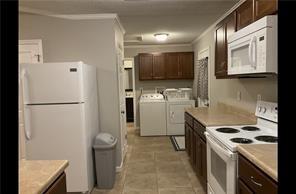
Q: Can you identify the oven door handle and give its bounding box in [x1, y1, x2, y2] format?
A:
[205, 132, 236, 160]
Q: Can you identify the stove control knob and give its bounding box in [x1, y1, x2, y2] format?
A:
[263, 107, 267, 113]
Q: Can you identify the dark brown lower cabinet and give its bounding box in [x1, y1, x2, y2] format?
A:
[238, 154, 277, 194]
[200, 138, 207, 189]
[238, 179, 254, 194]
[44, 172, 67, 194]
[185, 113, 207, 192]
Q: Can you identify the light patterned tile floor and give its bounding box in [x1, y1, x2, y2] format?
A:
[91, 127, 206, 194]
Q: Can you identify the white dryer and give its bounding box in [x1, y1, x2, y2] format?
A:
[139, 93, 166, 136]
[164, 88, 195, 135]
[166, 99, 195, 135]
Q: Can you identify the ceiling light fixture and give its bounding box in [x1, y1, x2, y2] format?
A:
[154, 33, 169, 41]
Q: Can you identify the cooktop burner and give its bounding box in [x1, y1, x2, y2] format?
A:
[241, 126, 260, 131]
[230, 138, 253, 144]
[216, 127, 240, 133]
[255, 135, 278, 143]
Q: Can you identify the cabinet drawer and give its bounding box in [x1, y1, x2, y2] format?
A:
[193, 119, 206, 141]
[185, 113, 193, 127]
[238, 155, 277, 194]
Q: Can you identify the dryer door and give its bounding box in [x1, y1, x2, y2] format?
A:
[169, 104, 193, 124]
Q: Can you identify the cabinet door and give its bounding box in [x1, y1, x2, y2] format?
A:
[44, 172, 67, 194]
[152, 54, 166, 79]
[238, 179, 254, 194]
[200, 138, 207, 190]
[215, 23, 227, 77]
[185, 123, 189, 155]
[191, 131, 197, 168]
[215, 11, 236, 78]
[254, 0, 277, 21]
[139, 54, 153, 80]
[165, 53, 180, 79]
[237, 0, 254, 30]
[179, 52, 194, 79]
[195, 134, 201, 176]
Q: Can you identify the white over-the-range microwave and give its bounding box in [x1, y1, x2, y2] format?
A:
[227, 15, 277, 75]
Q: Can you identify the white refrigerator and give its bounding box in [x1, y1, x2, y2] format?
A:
[20, 61, 99, 193]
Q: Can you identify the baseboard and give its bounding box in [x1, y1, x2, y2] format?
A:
[116, 145, 128, 172]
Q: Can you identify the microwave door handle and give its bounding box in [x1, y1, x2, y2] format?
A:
[205, 132, 236, 159]
[253, 38, 257, 69]
[249, 36, 257, 69]
[248, 38, 253, 65]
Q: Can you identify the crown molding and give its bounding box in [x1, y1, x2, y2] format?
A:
[19, 6, 125, 34]
[191, 0, 246, 44]
[124, 43, 193, 49]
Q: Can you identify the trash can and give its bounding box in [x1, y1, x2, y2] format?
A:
[93, 132, 117, 189]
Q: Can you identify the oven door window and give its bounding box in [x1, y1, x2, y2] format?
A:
[211, 149, 227, 192]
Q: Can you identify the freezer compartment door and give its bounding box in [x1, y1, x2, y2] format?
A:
[25, 104, 91, 192]
[20, 62, 84, 104]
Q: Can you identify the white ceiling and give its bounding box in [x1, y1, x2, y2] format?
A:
[19, 0, 239, 46]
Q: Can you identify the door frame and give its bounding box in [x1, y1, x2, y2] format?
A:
[124, 58, 136, 128]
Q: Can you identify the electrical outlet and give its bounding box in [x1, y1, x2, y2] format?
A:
[257, 94, 262, 101]
[237, 91, 241, 101]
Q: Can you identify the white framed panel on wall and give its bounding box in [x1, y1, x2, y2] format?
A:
[19, 39, 43, 63]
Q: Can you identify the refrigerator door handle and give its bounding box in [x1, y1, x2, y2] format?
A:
[23, 105, 32, 140]
[21, 69, 30, 104]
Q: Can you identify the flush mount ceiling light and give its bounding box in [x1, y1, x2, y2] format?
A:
[154, 33, 169, 41]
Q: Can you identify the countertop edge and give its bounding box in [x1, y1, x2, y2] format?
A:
[37, 161, 69, 193]
[237, 146, 277, 182]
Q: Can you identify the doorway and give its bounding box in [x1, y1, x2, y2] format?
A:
[123, 58, 136, 133]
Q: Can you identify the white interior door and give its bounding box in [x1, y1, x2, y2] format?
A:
[117, 51, 127, 159]
[19, 39, 43, 159]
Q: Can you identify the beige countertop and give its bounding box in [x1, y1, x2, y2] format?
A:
[237, 144, 277, 182]
[185, 105, 257, 126]
[19, 160, 69, 194]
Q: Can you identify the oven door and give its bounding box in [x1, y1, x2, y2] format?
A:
[205, 132, 237, 194]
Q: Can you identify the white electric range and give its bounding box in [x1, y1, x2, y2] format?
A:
[205, 101, 277, 194]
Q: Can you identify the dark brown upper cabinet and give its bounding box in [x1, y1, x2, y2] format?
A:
[214, 0, 277, 79]
[138, 52, 194, 80]
[254, 0, 278, 21]
[215, 11, 236, 78]
[152, 54, 166, 79]
[138, 53, 153, 80]
[237, 0, 278, 30]
[237, 0, 254, 30]
[165, 53, 180, 79]
[179, 52, 194, 79]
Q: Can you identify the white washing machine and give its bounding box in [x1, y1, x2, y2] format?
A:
[139, 93, 167, 136]
[165, 88, 195, 135]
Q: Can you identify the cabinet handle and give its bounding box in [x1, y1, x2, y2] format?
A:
[250, 176, 263, 187]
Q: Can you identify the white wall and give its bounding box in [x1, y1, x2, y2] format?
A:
[19, 13, 124, 166]
[124, 45, 194, 127]
[193, 27, 277, 112]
